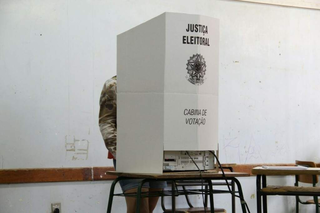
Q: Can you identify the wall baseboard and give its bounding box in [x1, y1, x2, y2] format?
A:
[0, 164, 294, 184]
[0, 167, 116, 184]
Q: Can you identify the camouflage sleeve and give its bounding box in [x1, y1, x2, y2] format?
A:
[99, 77, 117, 158]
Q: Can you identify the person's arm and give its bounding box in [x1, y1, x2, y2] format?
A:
[99, 77, 117, 158]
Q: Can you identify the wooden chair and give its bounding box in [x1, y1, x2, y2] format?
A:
[295, 160, 320, 213]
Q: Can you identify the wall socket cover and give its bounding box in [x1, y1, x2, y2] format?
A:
[51, 203, 61, 213]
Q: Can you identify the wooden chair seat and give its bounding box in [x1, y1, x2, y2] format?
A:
[261, 185, 320, 194]
[164, 207, 226, 213]
[305, 199, 320, 204]
[294, 160, 320, 213]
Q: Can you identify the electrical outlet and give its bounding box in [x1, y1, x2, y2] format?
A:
[51, 203, 61, 213]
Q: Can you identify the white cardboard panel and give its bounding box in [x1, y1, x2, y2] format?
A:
[164, 13, 219, 96]
[117, 12, 219, 95]
[117, 13, 166, 93]
[197, 94, 218, 150]
[117, 93, 164, 174]
[163, 93, 218, 151]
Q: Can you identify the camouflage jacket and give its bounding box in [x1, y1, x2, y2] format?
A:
[99, 76, 117, 158]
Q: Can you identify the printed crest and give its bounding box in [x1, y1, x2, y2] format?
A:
[186, 54, 206, 85]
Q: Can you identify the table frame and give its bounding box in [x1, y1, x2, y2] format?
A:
[106, 171, 249, 213]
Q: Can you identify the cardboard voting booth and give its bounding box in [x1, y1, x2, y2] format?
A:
[117, 12, 219, 174]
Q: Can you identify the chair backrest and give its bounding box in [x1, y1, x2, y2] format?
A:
[295, 160, 318, 184]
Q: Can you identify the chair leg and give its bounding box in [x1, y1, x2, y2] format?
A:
[295, 195, 299, 213]
[315, 196, 319, 213]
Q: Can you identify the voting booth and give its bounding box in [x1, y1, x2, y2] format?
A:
[117, 12, 219, 174]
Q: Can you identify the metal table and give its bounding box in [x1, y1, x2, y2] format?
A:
[106, 171, 249, 213]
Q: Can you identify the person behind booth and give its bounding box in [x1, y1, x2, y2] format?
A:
[99, 75, 166, 213]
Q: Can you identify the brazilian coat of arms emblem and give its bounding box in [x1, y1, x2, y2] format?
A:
[186, 54, 206, 85]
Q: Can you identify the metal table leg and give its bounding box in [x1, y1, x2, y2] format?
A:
[107, 177, 123, 213]
[229, 167, 236, 213]
[313, 175, 319, 213]
[315, 195, 319, 213]
[232, 178, 236, 213]
[172, 180, 176, 213]
[135, 179, 149, 213]
[207, 179, 215, 213]
[204, 185, 208, 208]
[256, 175, 262, 213]
[232, 177, 247, 213]
[262, 175, 267, 213]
